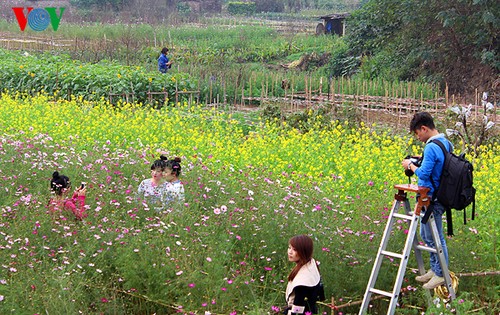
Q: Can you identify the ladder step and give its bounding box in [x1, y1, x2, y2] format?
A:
[393, 213, 413, 220]
[416, 245, 437, 253]
[381, 250, 404, 259]
[369, 288, 394, 298]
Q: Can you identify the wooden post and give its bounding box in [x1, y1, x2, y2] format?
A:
[261, 81, 264, 106]
[175, 79, 179, 105]
[435, 91, 438, 116]
[304, 76, 308, 101]
[223, 78, 226, 105]
[319, 76, 323, 97]
[445, 83, 449, 106]
[309, 75, 312, 103]
[330, 78, 335, 116]
[249, 73, 252, 101]
[265, 75, 269, 99]
[341, 77, 344, 104]
[330, 78, 334, 102]
[420, 90, 423, 112]
[397, 93, 401, 129]
[241, 84, 244, 108]
[209, 78, 213, 106]
[475, 88, 478, 119]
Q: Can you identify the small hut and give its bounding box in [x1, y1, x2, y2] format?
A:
[316, 13, 350, 36]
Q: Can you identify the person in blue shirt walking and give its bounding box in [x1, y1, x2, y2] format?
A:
[402, 112, 453, 290]
[158, 47, 172, 73]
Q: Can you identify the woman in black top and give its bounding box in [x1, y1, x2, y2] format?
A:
[284, 235, 322, 315]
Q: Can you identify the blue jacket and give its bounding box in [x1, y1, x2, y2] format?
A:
[158, 54, 169, 73]
[414, 134, 453, 196]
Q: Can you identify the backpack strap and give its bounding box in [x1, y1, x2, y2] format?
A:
[430, 139, 455, 236]
[428, 139, 448, 197]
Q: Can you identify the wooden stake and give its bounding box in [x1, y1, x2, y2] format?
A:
[475, 88, 478, 119]
[320, 77, 323, 97]
[209, 78, 213, 106]
[249, 74, 252, 102]
[445, 83, 449, 106]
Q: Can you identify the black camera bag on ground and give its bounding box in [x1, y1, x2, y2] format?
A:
[431, 139, 476, 235]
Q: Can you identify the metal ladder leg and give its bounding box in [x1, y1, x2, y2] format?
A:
[359, 190, 419, 315]
[359, 184, 456, 315]
[425, 214, 456, 299]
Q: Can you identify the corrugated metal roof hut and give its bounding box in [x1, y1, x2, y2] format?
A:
[316, 13, 350, 36]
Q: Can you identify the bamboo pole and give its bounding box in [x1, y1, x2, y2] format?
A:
[445, 83, 449, 106]
[233, 76, 238, 107]
[223, 79, 226, 106]
[397, 92, 402, 129]
[475, 88, 478, 120]
[261, 81, 264, 106]
[309, 75, 312, 104]
[265, 75, 269, 99]
[435, 92, 438, 115]
[249, 74, 252, 102]
[319, 77, 323, 97]
[304, 76, 308, 101]
[420, 90, 423, 112]
[241, 83, 244, 108]
[341, 77, 344, 105]
[330, 78, 335, 116]
[330, 78, 334, 102]
[209, 78, 212, 106]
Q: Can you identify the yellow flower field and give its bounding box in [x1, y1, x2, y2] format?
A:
[0, 92, 498, 314]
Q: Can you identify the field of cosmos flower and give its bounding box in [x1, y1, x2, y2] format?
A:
[0, 92, 498, 314]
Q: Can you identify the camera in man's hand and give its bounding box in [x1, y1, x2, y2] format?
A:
[404, 155, 422, 177]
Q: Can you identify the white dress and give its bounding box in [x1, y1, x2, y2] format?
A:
[137, 178, 165, 211]
[163, 180, 185, 208]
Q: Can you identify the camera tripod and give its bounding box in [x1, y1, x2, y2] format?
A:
[359, 184, 456, 315]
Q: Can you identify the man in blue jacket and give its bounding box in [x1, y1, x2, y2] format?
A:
[158, 47, 172, 73]
[402, 112, 453, 290]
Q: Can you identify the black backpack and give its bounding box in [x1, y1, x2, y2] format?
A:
[431, 139, 476, 235]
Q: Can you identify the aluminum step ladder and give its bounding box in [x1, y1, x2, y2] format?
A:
[359, 184, 456, 315]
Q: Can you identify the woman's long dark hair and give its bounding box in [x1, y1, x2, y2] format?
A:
[50, 171, 70, 196]
[288, 234, 314, 281]
[165, 157, 182, 177]
[151, 155, 168, 170]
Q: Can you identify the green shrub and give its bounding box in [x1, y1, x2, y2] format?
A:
[227, 2, 256, 15]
